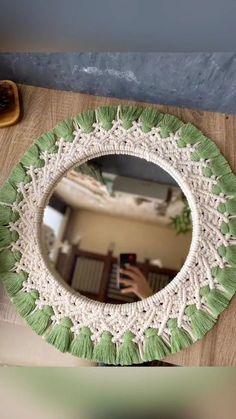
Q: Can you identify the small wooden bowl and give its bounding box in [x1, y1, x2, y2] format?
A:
[0, 80, 20, 128]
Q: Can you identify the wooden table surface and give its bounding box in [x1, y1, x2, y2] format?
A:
[1, 84, 236, 366]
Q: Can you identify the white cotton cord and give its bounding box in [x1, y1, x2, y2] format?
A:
[189, 269, 201, 310]
[177, 286, 187, 328]
[158, 299, 173, 335]
[200, 255, 215, 289]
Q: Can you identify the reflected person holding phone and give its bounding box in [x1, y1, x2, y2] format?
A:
[118, 253, 153, 300]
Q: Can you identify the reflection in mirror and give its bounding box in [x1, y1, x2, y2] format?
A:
[42, 155, 192, 304]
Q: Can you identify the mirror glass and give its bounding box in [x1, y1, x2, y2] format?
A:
[42, 155, 192, 303]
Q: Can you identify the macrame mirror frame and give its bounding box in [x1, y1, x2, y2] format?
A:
[1, 105, 236, 365]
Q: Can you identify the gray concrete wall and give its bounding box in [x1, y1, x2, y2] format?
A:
[0, 53, 236, 114]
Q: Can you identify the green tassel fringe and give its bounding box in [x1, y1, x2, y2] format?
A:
[12, 289, 39, 317]
[185, 305, 216, 339]
[95, 106, 117, 130]
[54, 118, 75, 142]
[218, 198, 236, 215]
[202, 155, 232, 178]
[119, 106, 143, 130]
[177, 123, 206, 148]
[36, 131, 58, 153]
[144, 328, 170, 361]
[0, 206, 19, 225]
[1, 271, 27, 297]
[75, 110, 95, 133]
[200, 285, 230, 317]
[211, 155, 232, 176]
[211, 266, 236, 297]
[45, 317, 73, 353]
[0, 226, 19, 247]
[212, 173, 236, 195]
[211, 266, 236, 299]
[202, 166, 214, 178]
[139, 108, 163, 133]
[93, 331, 116, 364]
[70, 326, 94, 359]
[217, 245, 236, 266]
[0, 181, 20, 204]
[117, 331, 142, 366]
[167, 318, 193, 353]
[0, 249, 21, 272]
[26, 305, 54, 335]
[21, 144, 45, 168]
[159, 114, 184, 138]
[8, 162, 31, 185]
[191, 138, 220, 162]
[220, 219, 236, 236]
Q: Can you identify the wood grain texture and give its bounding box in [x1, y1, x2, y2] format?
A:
[0, 84, 236, 366]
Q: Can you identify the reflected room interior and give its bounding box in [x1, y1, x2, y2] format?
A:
[42, 155, 192, 304]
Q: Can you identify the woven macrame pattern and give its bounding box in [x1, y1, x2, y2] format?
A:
[1, 105, 236, 365]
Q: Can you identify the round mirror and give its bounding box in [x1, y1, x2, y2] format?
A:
[3, 104, 234, 365]
[42, 155, 192, 304]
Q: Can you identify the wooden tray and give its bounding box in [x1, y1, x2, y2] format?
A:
[0, 80, 20, 128]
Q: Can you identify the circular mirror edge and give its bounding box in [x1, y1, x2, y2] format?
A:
[36, 148, 198, 308]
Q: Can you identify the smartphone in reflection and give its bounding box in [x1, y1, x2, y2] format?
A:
[117, 253, 137, 289]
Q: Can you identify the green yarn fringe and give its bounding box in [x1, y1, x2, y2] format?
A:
[8, 162, 31, 185]
[117, 331, 142, 365]
[167, 318, 193, 353]
[0, 181, 22, 204]
[70, 326, 94, 359]
[191, 138, 220, 162]
[200, 285, 230, 317]
[159, 114, 184, 138]
[53, 118, 75, 142]
[144, 328, 170, 361]
[202, 167, 214, 178]
[0, 249, 21, 272]
[21, 144, 45, 169]
[218, 198, 236, 215]
[95, 106, 117, 131]
[45, 317, 73, 353]
[212, 173, 236, 195]
[36, 131, 58, 154]
[139, 108, 163, 133]
[220, 219, 236, 236]
[217, 245, 236, 266]
[202, 155, 232, 178]
[0, 206, 19, 225]
[12, 289, 39, 317]
[211, 266, 236, 297]
[1, 271, 27, 297]
[93, 331, 116, 364]
[26, 305, 54, 335]
[75, 110, 95, 134]
[0, 226, 19, 247]
[185, 305, 216, 340]
[177, 123, 206, 148]
[119, 106, 143, 130]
